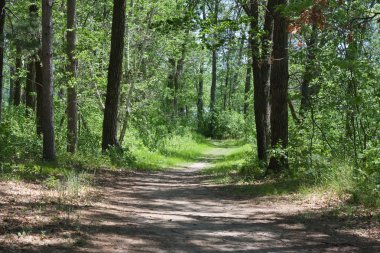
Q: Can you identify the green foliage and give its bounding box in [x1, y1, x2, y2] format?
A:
[158, 132, 209, 160]
[42, 175, 59, 189]
[207, 110, 247, 139]
[107, 146, 136, 168]
[202, 143, 254, 183]
[0, 0, 379, 212]
[130, 131, 212, 170]
[0, 109, 42, 163]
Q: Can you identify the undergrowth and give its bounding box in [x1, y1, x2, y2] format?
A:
[0, 110, 213, 181]
[203, 143, 380, 208]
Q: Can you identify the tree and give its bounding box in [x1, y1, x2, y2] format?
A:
[209, 0, 219, 137]
[102, 0, 126, 151]
[240, 0, 275, 162]
[13, 49, 22, 106]
[0, 0, 5, 122]
[197, 3, 207, 133]
[25, 61, 36, 112]
[197, 60, 204, 131]
[41, 0, 56, 160]
[36, 58, 43, 136]
[66, 0, 78, 153]
[300, 24, 318, 113]
[243, 60, 251, 117]
[25, 4, 40, 114]
[268, 0, 289, 171]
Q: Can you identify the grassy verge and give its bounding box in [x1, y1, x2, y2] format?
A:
[132, 134, 212, 170]
[203, 143, 379, 210]
[202, 142, 252, 183]
[0, 132, 213, 183]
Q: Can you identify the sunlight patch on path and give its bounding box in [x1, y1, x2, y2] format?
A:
[75, 144, 379, 253]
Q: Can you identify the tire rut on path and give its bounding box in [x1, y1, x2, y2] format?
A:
[77, 147, 380, 253]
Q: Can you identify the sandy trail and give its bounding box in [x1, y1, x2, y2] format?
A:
[73, 147, 379, 253]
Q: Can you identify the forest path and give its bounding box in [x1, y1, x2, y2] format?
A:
[77, 145, 379, 253]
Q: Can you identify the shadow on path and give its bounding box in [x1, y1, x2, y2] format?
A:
[1, 147, 378, 253]
[74, 158, 379, 253]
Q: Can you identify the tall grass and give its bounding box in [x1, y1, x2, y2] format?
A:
[132, 132, 212, 170]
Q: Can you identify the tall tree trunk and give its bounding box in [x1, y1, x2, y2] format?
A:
[248, 0, 274, 162]
[197, 4, 206, 133]
[35, 60, 43, 135]
[102, 0, 126, 151]
[0, 0, 5, 122]
[175, 47, 186, 116]
[13, 50, 22, 106]
[66, 0, 78, 153]
[197, 60, 204, 132]
[268, 0, 289, 172]
[243, 61, 252, 117]
[25, 61, 36, 112]
[167, 58, 176, 116]
[167, 43, 186, 118]
[9, 67, 14, 106]
[41, 0, 56, 161]
[223, 52, 230, 111]
[26, 3, 39, 116]
[209, 49, 217, 136]
[300, 24, 318, 113]
[345, 40, 360, 163]
[210, 50, 217, 112]
[208, 0, 219, 137]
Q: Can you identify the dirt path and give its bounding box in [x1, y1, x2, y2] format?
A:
[73, 147, 379, 253]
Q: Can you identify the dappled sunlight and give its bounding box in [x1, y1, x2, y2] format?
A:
[1, 144, 378, 252]
[70, 164, 379, 252]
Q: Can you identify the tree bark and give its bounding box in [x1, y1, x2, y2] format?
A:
[0, 0, 5, 122]
[197, 4, 206, 133]
[102, 0, 126, 151]
[26, 3, 39, 116]
[197, 60, 204, 131]
[9, 68, 14, 106]
[66, 0, 78, 153]
[247, 0, 275, 162]
[13, 50, 22, 106]
[300, 24, 318, 113]
[210, 50, 217, 111]
[268, 0, 289, 172]
[35, 60, 43, 135]
[208, 0, 219, 137]
[25, 61, 36, 112]
[209, 49, 217, 136]
[167, 58, 176, 116]
[223, 51, 230, 111]
[288, 98, 300, 124]
[41, 0, 56, 161]
[243, 61, 252, 117]
[176, 47, 186, 115]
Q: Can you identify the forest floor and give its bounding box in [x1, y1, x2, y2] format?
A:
[0, 143, 379, 252]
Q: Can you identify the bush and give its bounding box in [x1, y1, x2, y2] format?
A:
[107, 146, 136, 167]
[207, 110, 247, 139]
[0, 108, 42, 162]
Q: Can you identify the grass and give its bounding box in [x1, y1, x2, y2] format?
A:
[202, 142, 253, 183]
[0, 132, 214, 182]
[0, 162, 70, 181]
[203, 144, 380, 210]
[132, 133, 213, 170]
[2, 128, 378, 209]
